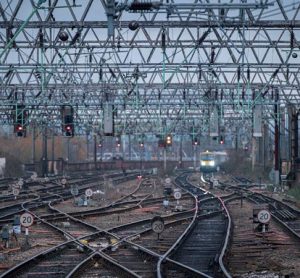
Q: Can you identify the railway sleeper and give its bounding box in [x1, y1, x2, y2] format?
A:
[276, 210, 297, 220]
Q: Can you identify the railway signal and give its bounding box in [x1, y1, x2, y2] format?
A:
[14, 105, 28, 137]
[193, 138, 198, 145]
[166, 134, 172, 146]
[61, 105, 74, 137]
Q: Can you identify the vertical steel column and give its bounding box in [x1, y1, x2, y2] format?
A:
[251, 137, 256, 171]
[235, 126, 238, 150]
[128, 134, 131, 160]
[93, 134, 97, 169]
[291, 109, 299, 176]
[163, 147, 167, 173]
[31, 125, 36, 164]
[51, 133, 54, 174]
[274, 89, 280, 185]
[42, 127, 47, 176]
[294, 113, 298, 159]
[86, 133, 89, 161]
[67, 138, 70, 162]
[193, 145, 197, 169]
[179, 135, 183, 168]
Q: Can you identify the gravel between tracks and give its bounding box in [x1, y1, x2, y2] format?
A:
[227, 199, 300, 278]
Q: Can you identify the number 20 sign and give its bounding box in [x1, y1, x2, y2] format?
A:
[151, 216, 164, 234]
[20, 212, 34, 228]
[257, 210, 271, 224]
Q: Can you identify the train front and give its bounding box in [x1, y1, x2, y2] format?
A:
[199, 151, 217, 173]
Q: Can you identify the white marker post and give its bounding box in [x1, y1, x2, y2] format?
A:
[12, 188, 20, 200]
[61, 178, 67, 188]
[174, 189, 182, 211]
[20, 212, 34, 248]
[85, 188, 93, 206]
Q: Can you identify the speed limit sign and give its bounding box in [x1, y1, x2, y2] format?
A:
[85, 188, 93, 197]
[258, 210, 271, 224]
[13, 188, 20, 196]
[61, 178, 67, 185]
[174, 191, 182, 200]
[20, 212, 34, 228]
[151, 216, 164, 234]
[165, 178, 171, 184]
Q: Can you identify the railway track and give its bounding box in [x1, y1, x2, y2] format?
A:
[0, 171, 143, 225]
[156, 173, 231, 278]
[1, 172, 234, 277]
[1, 173, 201, 277]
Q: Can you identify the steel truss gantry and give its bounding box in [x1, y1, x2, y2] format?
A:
[0, 0, 299, 136]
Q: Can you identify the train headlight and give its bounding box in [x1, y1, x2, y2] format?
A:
[200, 161, 206, 166]
[208, 161, 215, 166]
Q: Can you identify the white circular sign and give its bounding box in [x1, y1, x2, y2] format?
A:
[85, 188, 93, 197]
[151, 217, 164, 234]
[20, 212, 34, 227]
[13, 188, 20, 196]
[71, 187, 79, 196]
[258, 210, 271, 224]
[61, 178, 67, 185]
[174, 191, 182, 200]
[165, 178, 171, 184]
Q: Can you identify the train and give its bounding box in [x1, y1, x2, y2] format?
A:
[199, 150, 217, 173]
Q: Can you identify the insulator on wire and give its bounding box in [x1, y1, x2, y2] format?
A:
[215, 89, 218, 100]
[272, 67, 280, 78]
[183, 90, 186, 100]
[242, 90, 245, 99]
[198, 29, 210, 46]
[247, 66, 250, 81]
[70, 30, 81, 45]
[39, 28, 44, 48]
[221, 89, 223, 100]
[291, 30, 295, 49]
[162, 30, 166, 50]
[198, 64, 202, 80]
[211, 48, 215, 64]
[130, 2, 153, 11]
[237, 66, 241, 81]
[99, 67, 103, 81]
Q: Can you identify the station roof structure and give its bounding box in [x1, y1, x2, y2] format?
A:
[0, 0, 300, 136]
